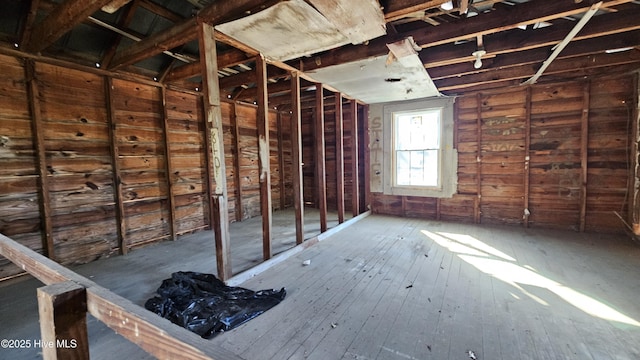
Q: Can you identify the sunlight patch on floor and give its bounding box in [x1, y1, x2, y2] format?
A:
[421, 229, 640, 327]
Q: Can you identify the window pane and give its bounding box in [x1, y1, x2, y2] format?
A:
[422, 150, 439, 186]
[395, 111, 440, 151]
[394, 108, 442, 188]
[396, 150, 410, 185]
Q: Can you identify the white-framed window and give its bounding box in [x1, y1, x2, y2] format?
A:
[382, 97, 457, 197]
[394, 108, 442, 188]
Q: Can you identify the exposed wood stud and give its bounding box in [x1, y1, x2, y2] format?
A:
[25, 60, 54, 260]
[351, 99, 360, 217]
[160, 87, 177, 241]
[37, 281, 89, 360]
[335, 93, 345, 223]
[475, 92, 482, 224]
[291, 71, 305, 245]
[198, 21, 232, 280]
[630, 72, 639, 232]
[362, 103, 371, 213]
[524, 86, 532, 228]
[436, 198, 441, 220]
[316, 84, 328, 232]
[277, 112, 286, 210]
[257, 54, 273, 260]
[231, 102, 243, 221]
[580, 80, 591, 232]
[105, 77, 127, 254]
[453, 98, 459, 149]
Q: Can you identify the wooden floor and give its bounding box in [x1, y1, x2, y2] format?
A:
[2, 214, 640, 359]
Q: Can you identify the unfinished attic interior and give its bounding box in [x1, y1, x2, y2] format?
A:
[1, 0, 640, 358]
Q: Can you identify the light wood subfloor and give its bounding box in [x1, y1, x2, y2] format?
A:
[2, 214, 640, 359]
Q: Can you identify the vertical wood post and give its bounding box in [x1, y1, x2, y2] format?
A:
[25, 60, 55, 260]
[160, 87, 177, 240]
[524, 86, 532, 228]
[231, 102, 243, 221]
[291, 72, 305, 245]
[256, 54, 273, 260]
[475, 93, 482, 224]
[630, 72, 640, 232]
[363, 103, 370, 213]
[37, 281, 89, 360]
[335, 93, 345, 223]
[579, 81, 591, 232]
[198, 21, 232, 281]
[350, 99, 360, 217]
[277, 112, 286, 210]
[105, 77, 127, 254]
[316, 84, 328, 232]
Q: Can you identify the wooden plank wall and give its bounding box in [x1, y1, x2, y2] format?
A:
[0, 55, 42, 278]
[164, 89, 208, 234]
[371, 74, 635, 233]
[0, 54, 294, 279]
[301, 94, 361, 213]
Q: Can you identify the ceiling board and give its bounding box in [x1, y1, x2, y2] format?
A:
[215, 0, 386, 62]
[309, 39, 441, 104]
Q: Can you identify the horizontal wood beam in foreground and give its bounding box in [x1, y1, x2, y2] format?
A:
[0, 233, 242, 360]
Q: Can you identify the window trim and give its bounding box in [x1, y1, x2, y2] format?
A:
[382, 97, 457, 198]
[392, 108, 443, 190]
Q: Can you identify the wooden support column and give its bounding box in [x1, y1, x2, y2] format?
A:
[579, 81, 591, 232]
[277, 112, 286, 210]
[160, 87, 177, 240]
[231, 102, 243, 221]
[362, 103, 370, 213]
[335, 93, 345, 223]
[524, 87, 532, 227]
[316, 84, 328, 232]
[37, 281, 89, 360]
[350, 100, 360, 217]
[105, 77, 127, 254]
[25, 60, 54, 260]
[630, 72, 640, 233]
[198, 21, 232, 280]
[475, 93, 482, 224]
[291, 72, 305, 245]
[256, 54, 273, 260]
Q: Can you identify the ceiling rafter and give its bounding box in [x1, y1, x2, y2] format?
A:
[298, 0, 634, 72]
[109, 0, 280, 70]
[26, 0, 115, 52]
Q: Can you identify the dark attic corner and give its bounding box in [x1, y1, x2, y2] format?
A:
[1, 0, 640, 359]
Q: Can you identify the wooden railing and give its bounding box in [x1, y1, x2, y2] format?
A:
[0, 233, 242, 360]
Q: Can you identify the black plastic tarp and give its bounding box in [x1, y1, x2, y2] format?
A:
[145, 271, 286, 338]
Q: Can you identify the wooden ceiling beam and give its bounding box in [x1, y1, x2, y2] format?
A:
[164, 50, 254, 83]
[384, 0, 451, 22]
[219, 65, 288, 89]
[420, 9, 640, 69]
[109, 0, 278, 70]
[298, 0, 634, 72]
[435, 49, 640, 91]
[26, 0, 114, 52]
[429, 30, 640, 80]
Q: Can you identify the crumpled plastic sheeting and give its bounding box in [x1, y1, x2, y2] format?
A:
[145, 271, 286, 338]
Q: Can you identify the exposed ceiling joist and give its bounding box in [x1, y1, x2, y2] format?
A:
[109, 0, 279, 69]
[384, 0, 451, 22]
[300, 0, 635, 72]
[435, 48, 640, 91]
[26, 0, 114, 52]
[419, 9, 640, 68]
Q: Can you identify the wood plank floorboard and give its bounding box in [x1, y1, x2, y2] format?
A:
[2, 214, 640, 359]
